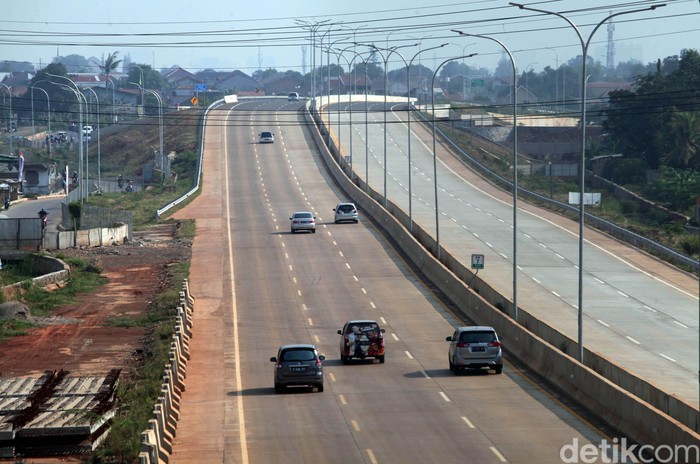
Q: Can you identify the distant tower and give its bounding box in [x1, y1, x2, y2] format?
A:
[302, 45, 307, 75]
[606, 12, 615, 69]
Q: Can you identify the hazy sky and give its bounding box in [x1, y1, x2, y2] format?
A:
[1, 0, 698, 75]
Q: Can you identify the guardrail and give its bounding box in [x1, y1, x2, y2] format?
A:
[138, 279, 194, 464]
[155, 100, 223, 219]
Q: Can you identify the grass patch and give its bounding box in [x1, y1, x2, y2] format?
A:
[20, 257, 107, 317]
[94, 261, 190, 462]
[0, 319, 35, 342]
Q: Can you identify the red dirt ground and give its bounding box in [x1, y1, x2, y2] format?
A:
[0, 222, 192, 378]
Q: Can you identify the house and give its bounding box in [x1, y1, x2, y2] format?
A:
[215, 70, 260, 94]
[163, 66, 200, 90]
[260, 73, 303, 97]
[71, 74, 109, 89]
[1, 72, 33, 97]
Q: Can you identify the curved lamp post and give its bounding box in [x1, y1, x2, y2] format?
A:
[47, 73, 89, 201]
[31, 83, 51, 156]
[405, 43, 448, 232]
[49, 80, 86, 202]
[0, 83, 12, 156]
[131, 82, 164, 185]
[453, 29, 520, 321]
[431, 53, 478, 261]
[333, 46, 372, 180]
[84, 87, 101, 192]
[357, 42, 418, 207]
[509, 1, 666, 362]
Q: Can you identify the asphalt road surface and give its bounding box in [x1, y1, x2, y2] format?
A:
[170, 99, 616, 463]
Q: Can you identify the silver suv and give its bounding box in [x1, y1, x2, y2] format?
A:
[446, 326, 503, 374]
[270, 344, 325, 393]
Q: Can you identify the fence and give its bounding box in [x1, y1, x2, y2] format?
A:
[60, 203, 133, 241]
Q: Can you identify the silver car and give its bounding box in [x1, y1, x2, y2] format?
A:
[259, 131, 274, 143]
[333, 203, 358, 224]
[270, 344, 325, 393]
[446, 326, 503, 374]
[290, 211, 316, 233]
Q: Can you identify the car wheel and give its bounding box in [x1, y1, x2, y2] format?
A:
[317, 384, 324, 393]
[290, 229, 296, 234]
[275, 383, 285, 394]
[340, 354, 348, 364]
[378, 355, 385, 364]
[334, 220, 339, 224]
[494, 365, 503, 375]
[312, 229, 316, 233]
[354, 219, 358, 223]
[453, 366, 461, 376]
[449, 359, 455, 372]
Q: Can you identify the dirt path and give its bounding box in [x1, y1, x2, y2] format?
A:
[0, 222, 192, 378]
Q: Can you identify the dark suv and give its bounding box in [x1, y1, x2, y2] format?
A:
[446, 326, 503, 374]
[270, 344, 325, 393]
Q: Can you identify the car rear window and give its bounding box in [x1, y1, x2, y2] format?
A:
[338, 205, 354, 212]
[345, 323, 379, 334]
[281, 349, 316, 362]
[459, 331, 496, 343]
[295, 212, 312, 219]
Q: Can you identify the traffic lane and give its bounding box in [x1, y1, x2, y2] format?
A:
[252, 102, 609, 463]
[376, 113, 699, 402]
[227, 104, 370, 462]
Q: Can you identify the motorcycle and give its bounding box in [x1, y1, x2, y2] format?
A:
[38, 209, 48, 229]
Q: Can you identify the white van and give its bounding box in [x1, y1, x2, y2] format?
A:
[82, 125, 93, 135]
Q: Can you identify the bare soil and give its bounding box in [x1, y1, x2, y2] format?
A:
[0, 221, 192, 378]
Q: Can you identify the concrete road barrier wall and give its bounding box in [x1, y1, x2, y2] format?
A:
[305, 105, 700, 448]
[138, 279, 194, 464]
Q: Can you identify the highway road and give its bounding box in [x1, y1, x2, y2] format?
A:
[327, 98, 699, 407]
[169, 99, 615, 463]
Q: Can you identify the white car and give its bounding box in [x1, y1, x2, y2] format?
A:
[259, 131, 274, 143]
[290, 211, 316, 233]
[333, 203, 358, 224]
[288, 92, 300, 101]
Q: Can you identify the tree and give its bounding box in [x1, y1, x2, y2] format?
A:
[662, 111, 700, 169]
[102, 52, 122, 81]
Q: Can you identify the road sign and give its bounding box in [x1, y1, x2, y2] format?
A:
[470, 78, 485, 87]
[471, 254, 485, 269]
[195, 83, 207, 92]
[190, 96, 198, 106]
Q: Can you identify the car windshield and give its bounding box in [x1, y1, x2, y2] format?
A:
[459, 331, 496, 343]
[281, 349, 316, 362]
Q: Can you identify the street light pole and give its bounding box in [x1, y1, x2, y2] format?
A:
[50, 81, 85, 202]
[46, 73, 88, 202]
[0, 83, 13, 156]
[406, 43, 448, 232]
[31, 84, 51, 156]
[510, 1, 666, 362]
[85, 87, 101, 193]
[545, 47, 560, 111]
[359, 42, 418, 207]
[131, 82, 164, 185]
[431, 53, 478, 261]
[454, 29, 520, 321]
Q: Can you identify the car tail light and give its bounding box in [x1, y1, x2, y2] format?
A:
[488, 341, 501, 347]
[315, 359, 323, 367]
[456, 342, 467, 348]
[277, 362, 283, 369]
